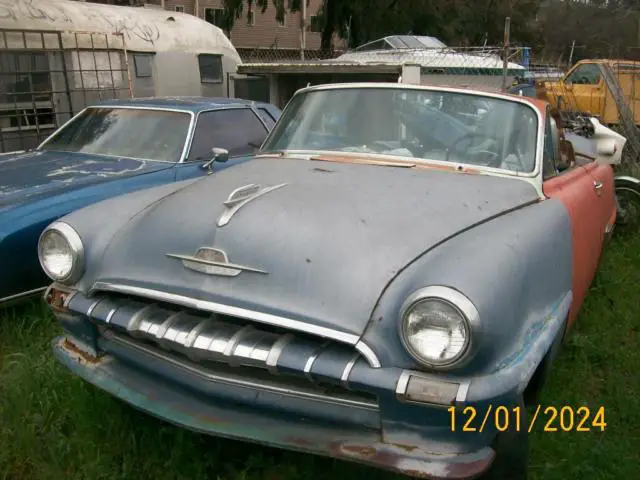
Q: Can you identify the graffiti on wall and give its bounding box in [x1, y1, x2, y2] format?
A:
[0, 0, 160, 45]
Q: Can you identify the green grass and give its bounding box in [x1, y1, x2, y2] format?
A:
[1, 234, 639, 480]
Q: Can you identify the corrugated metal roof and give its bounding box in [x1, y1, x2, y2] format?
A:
[237, 62, 402, 74]
[334, 48, 525, 70]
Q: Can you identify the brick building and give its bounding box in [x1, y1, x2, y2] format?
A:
[81, 0, 343, 57]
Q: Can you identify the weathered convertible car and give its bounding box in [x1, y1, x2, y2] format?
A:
[42, 84, 625, 479]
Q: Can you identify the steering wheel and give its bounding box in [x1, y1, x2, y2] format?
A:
[445, 132, 501, 167]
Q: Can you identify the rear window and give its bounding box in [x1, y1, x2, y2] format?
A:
[257, 107, 277, 128]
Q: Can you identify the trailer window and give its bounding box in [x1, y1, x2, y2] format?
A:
[133, 53, 153, 78]
[198, 54, 223, 84]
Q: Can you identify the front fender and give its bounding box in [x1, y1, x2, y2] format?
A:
[48, 178, 201, 293]
[360, 196, 573, 380]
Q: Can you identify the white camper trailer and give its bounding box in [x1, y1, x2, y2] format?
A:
[0, 0, 242, 152]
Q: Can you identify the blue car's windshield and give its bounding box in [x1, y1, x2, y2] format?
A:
[40, 107, 191, 162]
[262, 87, 539, 173]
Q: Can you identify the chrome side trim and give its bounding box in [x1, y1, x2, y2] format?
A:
[355, 341, 382, 368]
[90, 282, 382, 369]
[456, 381, 470, 403]
[86, 299, 102, 319]
[341, 353, 360, 389]
[0, 286, 48, 306]
[105, 308, 117, 324]
[395, 370, 412, 396]
[265, 333, 294, 371]
[303, 341, 329, 381]
[106, 332, 378, 411]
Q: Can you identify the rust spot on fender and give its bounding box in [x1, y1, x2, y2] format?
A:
[391, 442, 419, 452]
[342, 445, 377, 457]
[61, 338, 100, 365]
[404, 470, 435, 479]
[45, 286, 73, 312]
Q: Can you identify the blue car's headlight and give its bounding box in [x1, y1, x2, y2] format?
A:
[400, 286, 478, 370]
[38, 222, 85, 284]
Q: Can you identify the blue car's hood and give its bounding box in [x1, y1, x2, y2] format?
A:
[0, 150, 173, 208]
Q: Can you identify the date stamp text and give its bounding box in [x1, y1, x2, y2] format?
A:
[448, 405, 607, 433]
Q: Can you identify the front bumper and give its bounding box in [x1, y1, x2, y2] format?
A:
[49, 285, 572, 479]
[53, 335, 494, 479]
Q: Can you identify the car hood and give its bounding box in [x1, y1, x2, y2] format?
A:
[92, 156, 540, 337]
[0, 150, 172, 208]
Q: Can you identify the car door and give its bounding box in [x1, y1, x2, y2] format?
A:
[542, 110, 606, 329]
[174, 107, 270, 181]
[561, 62, 605, 117]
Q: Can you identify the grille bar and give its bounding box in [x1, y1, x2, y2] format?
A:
[67, 291, 372, 394]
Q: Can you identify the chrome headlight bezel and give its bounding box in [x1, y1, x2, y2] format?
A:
[38, 222, 85, 284]
[399, 286, 479, 370]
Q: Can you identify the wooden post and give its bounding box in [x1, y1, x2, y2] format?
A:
[300, 0, 307, 60]
[568, 40, 576, 67]
[501, 17, 511, 91]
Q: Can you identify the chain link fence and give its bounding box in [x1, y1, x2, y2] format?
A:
[0, 28, 132, 154]
[234, 45, 537, 105]
[237, 47, 344, 63]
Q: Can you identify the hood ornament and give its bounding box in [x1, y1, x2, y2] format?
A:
[218, 183, 287, 227]
[166, 247, 268, 277]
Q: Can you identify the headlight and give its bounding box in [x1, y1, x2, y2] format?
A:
[38, 222, 84, 284]
[400, 286, 478, 369]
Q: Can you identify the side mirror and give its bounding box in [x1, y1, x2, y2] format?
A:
[212, 147, 229, 163]
[591, 118, 627, 165]
[201, 147, 229, 173]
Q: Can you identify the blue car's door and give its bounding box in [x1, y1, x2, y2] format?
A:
[175, 107, 271, 181]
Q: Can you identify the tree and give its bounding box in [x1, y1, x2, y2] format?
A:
[221, 0, 310, 38]
[221, 0, 544, 52]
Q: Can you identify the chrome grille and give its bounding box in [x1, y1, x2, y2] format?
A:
[65, 290, 377, 401]
[126, 304, 290, 369]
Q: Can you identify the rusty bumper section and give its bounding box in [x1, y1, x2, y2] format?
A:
[53, 336, 494, 480]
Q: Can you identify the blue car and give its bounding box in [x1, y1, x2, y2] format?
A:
[0, 97, 281, 305]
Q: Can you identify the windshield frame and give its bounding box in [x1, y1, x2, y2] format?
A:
[37, 105, 196, 163]
[259, 83, 545, 180]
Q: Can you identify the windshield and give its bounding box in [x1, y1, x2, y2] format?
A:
[40, 107, 191, 162]
[262, 87, 539, 173]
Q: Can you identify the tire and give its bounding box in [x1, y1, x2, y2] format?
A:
[615, 176, 640, 232]
[481, 398, 529, 480]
